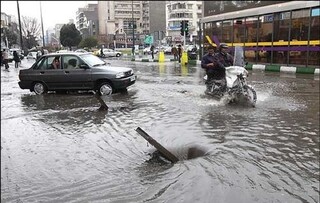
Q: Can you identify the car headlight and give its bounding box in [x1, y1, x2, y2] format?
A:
[116, 72, 125, 78]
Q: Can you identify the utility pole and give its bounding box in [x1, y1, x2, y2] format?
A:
[183, 22, 186, 49]
[17, 1, 23, 50]
[131, 0, 135, 57]
[40, 1, 45, 47]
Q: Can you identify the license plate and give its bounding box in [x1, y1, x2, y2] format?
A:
[130, 75, 136, 82]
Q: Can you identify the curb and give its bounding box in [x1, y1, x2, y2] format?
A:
[130, 58, 178, 62]
[195, 60, 319, 75]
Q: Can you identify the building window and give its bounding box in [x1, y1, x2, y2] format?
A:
[309, 7, 320, 67]
[257, 14, 273, 63]
[204, 22, 221, 48]
[244, 16, 259, 63]
[289, 9, 310, 66]
[222, 20, 232, 43]
[271, 12, 290, 64]
[233, 18, 245, 43]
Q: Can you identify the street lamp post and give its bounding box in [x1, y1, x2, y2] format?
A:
[131, 0, 135, 57]
[17, 1, 23, 50]
[40, 1, 45, 47]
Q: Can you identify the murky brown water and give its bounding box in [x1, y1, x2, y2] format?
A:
[1, 59, 319, 203]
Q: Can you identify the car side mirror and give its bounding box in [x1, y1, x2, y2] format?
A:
[80, 64, 90, 69]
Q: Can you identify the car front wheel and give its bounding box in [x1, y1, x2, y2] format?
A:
[116, 53, 121, 57]
[98, 82, 113, 96]
[33, 82, 47, 95]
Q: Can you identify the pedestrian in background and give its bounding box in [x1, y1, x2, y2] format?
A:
[13, 50, 20, 68]
[0, 50, 3, 66]
[171, 45, 178, 61]
[2, 49, 9, 70]
[41, 47, 45, 55]
[150, 45, 155, 59]
[100, 46, 105, 57]
[177, 44, 183, 63]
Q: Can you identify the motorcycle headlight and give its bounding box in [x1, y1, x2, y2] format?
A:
[116, 72, 125, 78]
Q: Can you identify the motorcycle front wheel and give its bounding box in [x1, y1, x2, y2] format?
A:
[243, 85, 257, 107]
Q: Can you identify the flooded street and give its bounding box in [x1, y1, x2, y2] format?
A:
[1, 59, 319, 203]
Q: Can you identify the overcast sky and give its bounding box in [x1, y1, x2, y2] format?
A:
[1, 1, 96, 30]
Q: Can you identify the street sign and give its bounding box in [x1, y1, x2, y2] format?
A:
[144, 35, 153, 44]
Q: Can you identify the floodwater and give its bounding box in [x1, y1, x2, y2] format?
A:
[1, 59, 319, 203]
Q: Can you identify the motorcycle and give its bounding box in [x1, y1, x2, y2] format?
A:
[204, 46, 257, 107]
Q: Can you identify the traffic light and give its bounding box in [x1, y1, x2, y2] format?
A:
[184, 21, 189, 36]
[180, 20, 185, 36]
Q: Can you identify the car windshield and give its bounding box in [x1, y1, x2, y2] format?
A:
[80, 54, 106, 67]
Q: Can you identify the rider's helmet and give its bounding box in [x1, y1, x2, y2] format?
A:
[218, 43, 229, 50]
[218, 43, 229, 55]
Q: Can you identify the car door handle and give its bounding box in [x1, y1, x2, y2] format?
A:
[40, 71, 45, 74]
[65, 71, 70, 74]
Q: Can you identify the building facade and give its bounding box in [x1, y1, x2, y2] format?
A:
[201, 1, 320, 68]
[149, 1, 166, 44]
[76, 4, 99, 39]
[166, 1, 202, 44]
[1, 12, 12, 48]
[97, 1, 166, 48]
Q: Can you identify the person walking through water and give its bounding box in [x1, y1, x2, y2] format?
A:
[177, 44, 182, 63]
[201, 45, 217, 93]
[2, 49, 9, 70]
[171, 45, 178, 61]
[100, 45, 105, 58]
[13, 51, 20, 68]
[150, 45, 155, 60]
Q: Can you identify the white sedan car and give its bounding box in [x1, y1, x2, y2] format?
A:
[102, 49, 122, 57]
[26, 51, 38, 60]
[143, 46, 159, 55]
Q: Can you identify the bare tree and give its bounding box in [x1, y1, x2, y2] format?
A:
[21, 16, 41, 49]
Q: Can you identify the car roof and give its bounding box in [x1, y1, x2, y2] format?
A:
[45, 52, 89, 56]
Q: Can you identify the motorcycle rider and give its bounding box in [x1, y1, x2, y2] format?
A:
[205, 43, 234, 94]
[214, 43, 233, 71]
[201, 44, 217, 92]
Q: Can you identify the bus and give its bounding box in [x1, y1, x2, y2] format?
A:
[201, 1, 320, 68]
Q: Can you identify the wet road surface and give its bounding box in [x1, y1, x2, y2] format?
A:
[1, 59, 319, 202]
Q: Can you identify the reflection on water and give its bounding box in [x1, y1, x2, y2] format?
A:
[1, 63, 319, 203]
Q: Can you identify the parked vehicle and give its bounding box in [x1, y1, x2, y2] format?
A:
[18, 52, 136, 95]
[143, 46, 159, 55]
[56, 49, 69, 53]
[26, 51, 38, 60]
[185, 44, 199, 52]
[159, 45, 172, 54]
[100, 49, 122, 57]
[75, 49, 88, 53]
